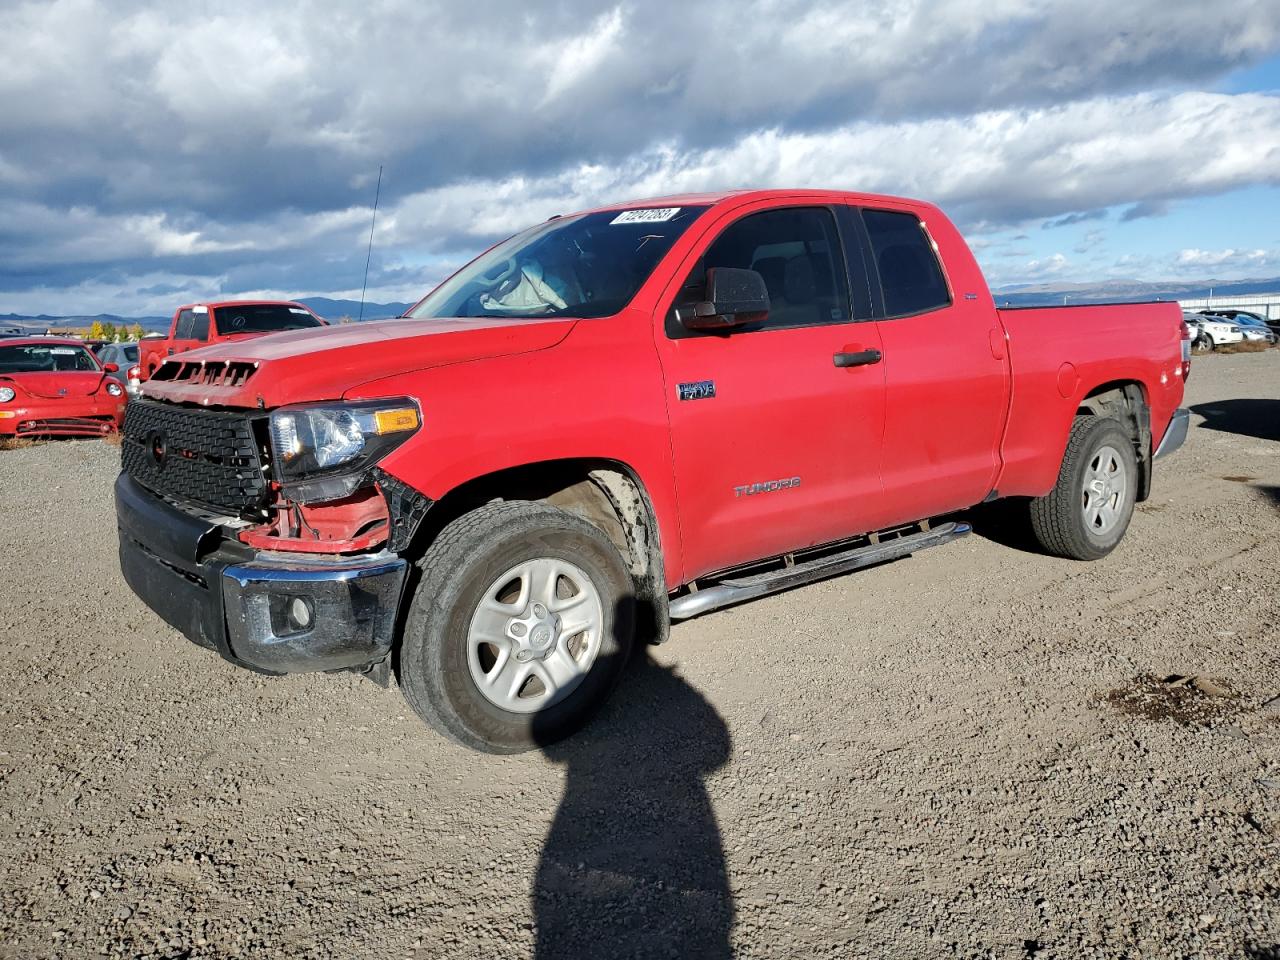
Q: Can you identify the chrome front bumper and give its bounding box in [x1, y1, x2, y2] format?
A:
[116, 473, 408, 675]
[222, 553, 408, 674]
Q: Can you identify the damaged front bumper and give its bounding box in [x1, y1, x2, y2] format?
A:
[115, 473, 407, 675]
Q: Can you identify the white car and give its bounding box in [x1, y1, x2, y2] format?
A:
[1184, 313, 1243, 350]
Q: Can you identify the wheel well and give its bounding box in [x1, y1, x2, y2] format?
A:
[409, 459, 669, 643]
[1076, 381, 1152, 501]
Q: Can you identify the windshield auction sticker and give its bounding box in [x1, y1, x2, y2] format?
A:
[611, 208, 681, 225]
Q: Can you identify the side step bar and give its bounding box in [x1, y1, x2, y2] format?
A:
[668, 521, 971, 621]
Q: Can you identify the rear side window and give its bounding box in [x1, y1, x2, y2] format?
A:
[862, 209, 951, 318]
[173, 309, 209, 341]
[667, 206, 852, 336]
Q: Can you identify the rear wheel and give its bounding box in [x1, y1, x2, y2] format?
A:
[1029, 416, 1138, 560]
[399, 501, 635, 753]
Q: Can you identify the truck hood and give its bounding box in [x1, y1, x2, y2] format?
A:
[2, 370, 107, 399]
[140, 316, 576, 408]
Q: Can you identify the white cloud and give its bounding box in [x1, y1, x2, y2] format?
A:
[1176, 247, 1277, 269]
[376, 91, 1280, 249]
[540, 7, 627, 104]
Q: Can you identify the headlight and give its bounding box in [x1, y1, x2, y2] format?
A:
[0, 387, 14, 403]
[105, 381, 123, 397]
[268, 399, 420, 502]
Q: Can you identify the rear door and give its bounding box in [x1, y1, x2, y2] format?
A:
[850, 204, 1010, 521]
[655, 201, 888, 581]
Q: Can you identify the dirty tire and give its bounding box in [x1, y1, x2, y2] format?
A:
[1029, 415, 1138, 561]
[399, 501, 635, 754]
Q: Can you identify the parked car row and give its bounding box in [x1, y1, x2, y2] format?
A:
[1188, 309, 1279, 348]
[0, 302, 327, 439]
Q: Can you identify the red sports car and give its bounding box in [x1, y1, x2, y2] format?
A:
[0, 338, 128, 438]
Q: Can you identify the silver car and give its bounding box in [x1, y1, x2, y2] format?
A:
[97, 342, 143, 397]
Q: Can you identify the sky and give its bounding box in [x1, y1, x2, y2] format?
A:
[1, 0, 1279, 317]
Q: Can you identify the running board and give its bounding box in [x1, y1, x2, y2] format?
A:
[668, 521, 971, 621]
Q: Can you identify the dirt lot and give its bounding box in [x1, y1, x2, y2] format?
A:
[1, 352, 1278, 960]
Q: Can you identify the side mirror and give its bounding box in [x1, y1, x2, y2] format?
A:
[102, 362, 119, 373]
[681, 267, 770, 331]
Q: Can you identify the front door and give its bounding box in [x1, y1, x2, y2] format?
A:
[655, 202, 889, 581]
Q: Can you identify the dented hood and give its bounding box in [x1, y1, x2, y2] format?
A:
[2, 370, 107, 399]
[141, 316, 576, 408]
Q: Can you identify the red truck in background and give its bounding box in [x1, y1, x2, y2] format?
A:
[137, 300, 325, 378]
[114, 189, 1192, 753]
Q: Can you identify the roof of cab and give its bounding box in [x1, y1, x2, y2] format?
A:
[175, 299, 309, 312]
[586, 188, 930, 214]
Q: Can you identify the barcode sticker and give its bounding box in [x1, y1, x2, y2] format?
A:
[611, 207, 681, 225]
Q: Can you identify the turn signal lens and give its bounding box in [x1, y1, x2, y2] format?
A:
[373, 408, 419, 434]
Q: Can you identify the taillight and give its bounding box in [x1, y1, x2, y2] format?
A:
[127, 364, 141, 381]
[1178, 321, 1192, 380]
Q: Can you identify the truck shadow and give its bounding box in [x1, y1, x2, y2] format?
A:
[951, 497, 1043, 555]
[1190, 399, 1280, 443]
[531, 633, 734, 959]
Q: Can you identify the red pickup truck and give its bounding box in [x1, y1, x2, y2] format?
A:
[137, 300, 325, 378]
[115, 189, 1191, 752]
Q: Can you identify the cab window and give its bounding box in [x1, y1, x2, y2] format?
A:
[173, 309, 208, 341]
[861, 209, 951, 318]
[667, 207, 853, 337]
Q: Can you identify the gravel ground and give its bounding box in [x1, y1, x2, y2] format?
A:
[1, 352, 1277, 960]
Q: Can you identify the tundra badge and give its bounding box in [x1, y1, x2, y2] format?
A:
[734, 477, 802, 497]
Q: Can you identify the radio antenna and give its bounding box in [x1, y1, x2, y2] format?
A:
[357, 164, 383, 323]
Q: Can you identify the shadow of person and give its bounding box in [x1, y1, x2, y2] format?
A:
[1190, 399, 1280, 443]
[532, 644, 734, 959]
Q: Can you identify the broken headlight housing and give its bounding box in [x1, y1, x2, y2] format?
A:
[268, 399, 420, 503]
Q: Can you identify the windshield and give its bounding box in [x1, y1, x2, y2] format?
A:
[0, 344, 100, 373]
[213, 304, 324, 335]
[407, 206, 709, 320]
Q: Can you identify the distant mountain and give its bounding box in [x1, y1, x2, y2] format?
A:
[297, 297, 412, 320]
[0, 312, 170, 335]
[0, 299, 411, 335]
[991, 276, 1280, 306]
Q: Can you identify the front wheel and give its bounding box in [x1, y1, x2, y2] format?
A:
[1029, 416, 1138, 560]
[399, 501, 635, 753]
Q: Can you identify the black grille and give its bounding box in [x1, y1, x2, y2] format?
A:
[121, 399, 267, 515]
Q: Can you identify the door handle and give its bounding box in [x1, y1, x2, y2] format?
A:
[833, 349, 882, 368]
